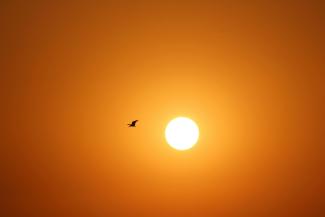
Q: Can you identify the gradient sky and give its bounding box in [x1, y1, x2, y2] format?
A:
[2, 1, 324, 217]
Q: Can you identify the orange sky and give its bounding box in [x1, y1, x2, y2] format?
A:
[2, 1, 324, 216]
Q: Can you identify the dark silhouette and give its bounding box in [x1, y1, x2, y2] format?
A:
[128, 120, 138, 127]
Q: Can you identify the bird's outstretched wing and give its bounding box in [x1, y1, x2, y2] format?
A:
[131, 120, 138, 125]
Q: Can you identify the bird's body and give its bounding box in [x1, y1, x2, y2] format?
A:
[128, 120, 138, 127]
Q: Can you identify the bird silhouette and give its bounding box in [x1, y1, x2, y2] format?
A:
[128, 120, 138, 127]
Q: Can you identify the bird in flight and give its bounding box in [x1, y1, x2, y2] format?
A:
[128, 120, 138, 127]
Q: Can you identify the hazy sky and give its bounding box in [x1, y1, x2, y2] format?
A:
[2, 1, 324, 216]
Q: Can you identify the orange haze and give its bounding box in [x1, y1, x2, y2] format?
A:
[2, 1, 324, 217]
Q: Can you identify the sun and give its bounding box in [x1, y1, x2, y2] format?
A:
[165, 117, 199, 151]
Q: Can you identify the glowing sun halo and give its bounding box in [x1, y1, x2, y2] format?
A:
[165, 117, 199, 151]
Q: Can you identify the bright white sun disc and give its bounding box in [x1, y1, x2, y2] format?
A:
[165, 117, 199, 150]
